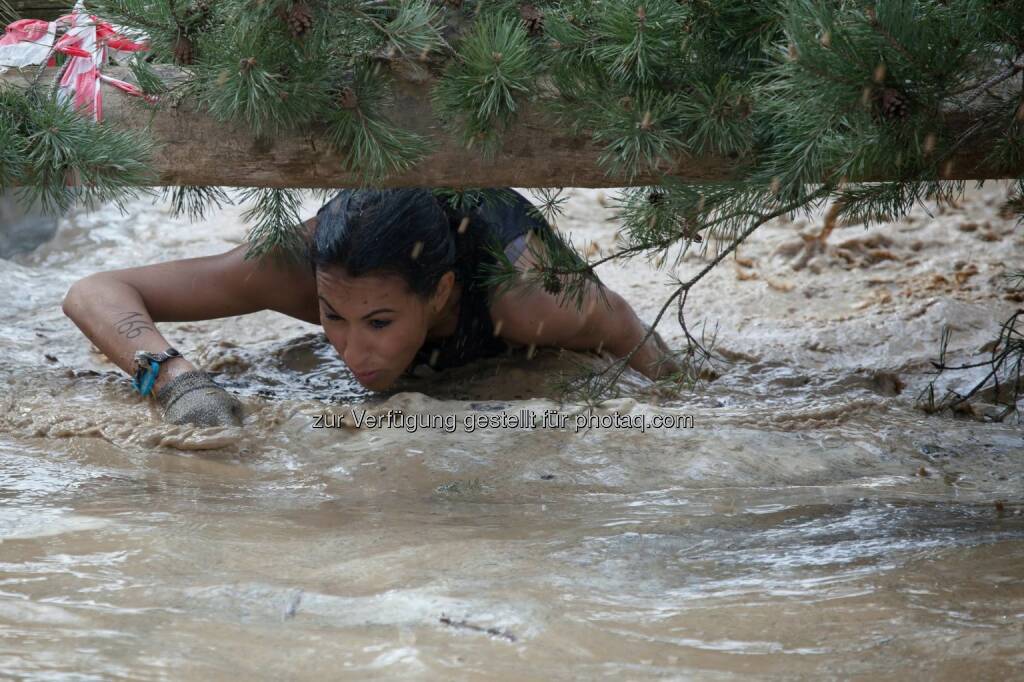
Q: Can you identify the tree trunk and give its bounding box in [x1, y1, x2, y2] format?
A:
[1, 66, 1017, 189]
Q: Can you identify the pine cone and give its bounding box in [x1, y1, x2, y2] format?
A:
[679, 218, 703, 243]
[287, 1, 314, 39]
[542, 270, 563, 295]
[337, 86, 358, 110]
[173, 34, 194, 66]
[276, 0, 313, 39]
[183, 0, 212, 29]
[520, 4, 544, 36]
[877, 87, 910, 120]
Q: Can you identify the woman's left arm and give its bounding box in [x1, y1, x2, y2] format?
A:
[489, 264, 680, 381]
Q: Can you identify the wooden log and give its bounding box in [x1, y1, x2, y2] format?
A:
[1, 66, 1020, 188]
[9, 1, 70, 21]
[133, 67, 745, 189]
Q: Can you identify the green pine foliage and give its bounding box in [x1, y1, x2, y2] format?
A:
[162, 185, 233, 222]
[7, 0, 1023, 233]
[127, 55, 169, 97]
[589, 0, 688, 85]
[237, 186, 307, 260]
[191, 3, 331, 136]
[0, 87, 153, 212]
[0, 0, 16, 24]
[4, 0, 991, 234]
[0, 108, 28, 188]
[363, 0, 447, 58]
[325, 63, 433, 183]
[433, 11, 541, 151]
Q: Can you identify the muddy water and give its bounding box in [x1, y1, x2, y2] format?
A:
[1, 186, 1022, 679]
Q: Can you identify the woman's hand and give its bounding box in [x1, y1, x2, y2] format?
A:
[156, 371, 244, 427]
[630, 323, 683, 380]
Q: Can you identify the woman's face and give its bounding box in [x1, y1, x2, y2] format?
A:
[315, 266, 448, 391]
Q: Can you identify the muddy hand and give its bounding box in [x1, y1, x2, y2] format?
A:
[638, 324, 683, 380]
[156, 371, 244, 427]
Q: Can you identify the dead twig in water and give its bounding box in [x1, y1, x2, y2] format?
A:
[439, 614, 518, 642]
[917, 309, 1024, 421]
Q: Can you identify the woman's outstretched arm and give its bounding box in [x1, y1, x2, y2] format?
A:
[489, 233, 681, 381]
[62, 218, 319, 411]
[492, 280, 680, 380]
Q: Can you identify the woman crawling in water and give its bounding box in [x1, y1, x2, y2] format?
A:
[62, 188, 680, 427]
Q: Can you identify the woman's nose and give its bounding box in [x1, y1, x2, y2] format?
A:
[342, 335, 371, 370]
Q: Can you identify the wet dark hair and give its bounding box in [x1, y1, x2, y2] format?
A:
[310, 189, 466, 299]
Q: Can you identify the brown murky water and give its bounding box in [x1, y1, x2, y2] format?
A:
[1, 187, 1022, 679]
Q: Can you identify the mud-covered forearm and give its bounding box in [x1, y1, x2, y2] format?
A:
[594, 291, 680, 380]
[61, 273, 197, 393]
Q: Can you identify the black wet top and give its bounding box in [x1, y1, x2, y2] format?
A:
[316, 188, 553, 373]
[417, 189, 556, 371]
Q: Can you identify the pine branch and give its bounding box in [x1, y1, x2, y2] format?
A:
[525, 187, 569, 224]
[127, 54, 170, 97]
[590, 0, 688, 86]
[161, 185, 233, 222]
[325, 62, 433, 183]
[0, 86, 154, 213]
[432, 186, 520, 215]
[592, 88, 688, 182]
[0, 108, 27, 187]
[357, 0, 447, 60]
[433, 11, 540, 150]
[917, 310, 1024, 422]
[194, 17, 333, 137]
[238, 187, 307, 261]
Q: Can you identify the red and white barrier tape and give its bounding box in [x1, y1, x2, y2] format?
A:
[0, 1, 152, 121]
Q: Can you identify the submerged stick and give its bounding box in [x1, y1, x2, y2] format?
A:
[439, 614, 518, 643]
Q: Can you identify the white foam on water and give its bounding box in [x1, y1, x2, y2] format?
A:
[0, 507, 110, 541]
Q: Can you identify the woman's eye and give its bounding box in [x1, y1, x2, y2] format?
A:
[323, 311, 342, 322]
[370, 319, 391, 330]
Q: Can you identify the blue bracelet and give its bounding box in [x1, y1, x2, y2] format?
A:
[131, 348, 181, 397]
